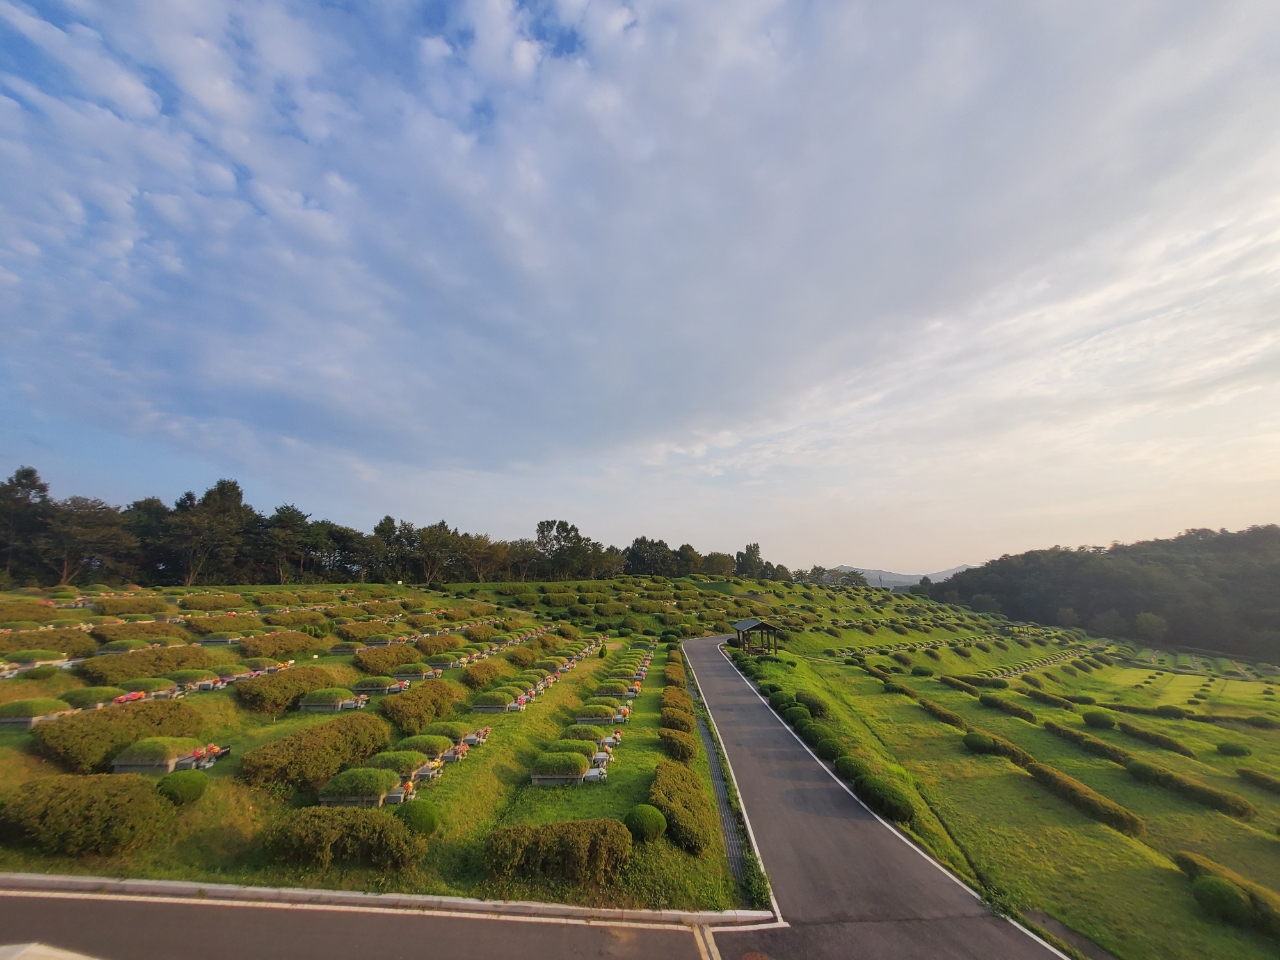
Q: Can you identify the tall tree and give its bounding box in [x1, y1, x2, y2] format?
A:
[36, 497, 136, 586]
[0, 466, 50, 582]
[736, 543, 763, 578]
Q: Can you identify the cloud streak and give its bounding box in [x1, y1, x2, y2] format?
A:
[1, 0, 1279, 569]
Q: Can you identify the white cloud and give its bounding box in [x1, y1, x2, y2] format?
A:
[1, 0, 1278, 569]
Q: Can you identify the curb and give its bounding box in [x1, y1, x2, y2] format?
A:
[0, 873, 775, 927]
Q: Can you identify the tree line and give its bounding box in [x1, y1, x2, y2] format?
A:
[0, 467, 794, 588]
[931, 526, 1280, 660]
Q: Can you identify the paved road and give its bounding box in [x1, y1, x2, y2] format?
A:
[684, 636, 1059, 960]
[0, 894, 703, 960]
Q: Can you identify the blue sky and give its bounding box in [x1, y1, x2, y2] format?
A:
[2, 1, 1279, 572]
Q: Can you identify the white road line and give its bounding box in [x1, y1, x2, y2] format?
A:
[699, 924, 724, 960]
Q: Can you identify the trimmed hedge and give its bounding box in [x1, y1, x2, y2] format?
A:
[782, 705, 812, 726]
[58, 687, 128, 709]
[595, 682, 630, 698]
[419, 722, 468, 742]
[1117, 720, 1195, 758]
[659, 727, 698, 762]
[354, 645, 423, 677]
[1237, 768, 1280, 794]
[548, 740, 596, 758]
[157, 769, 208, 805]
[80, 647, 214, 687]
[978, 693, 1037, 723]
[576, 705, 615, 720]
[1195, 875, 1254, 927]
[1083, 710, 1115, 730]
[236, 666, 334, 715]
[1027, 763, 1144, 836]
[97, 596, 170, 616]
[1175, 851, 1280, 936]
[396, 735, 453, 757]
[31, 699, 201, 773]
[462, 659, 514, 690]
[661, 708, 696, 733]
[917, 698, 968, 730]
[1042, 719, 1133, 766]
[963, 729, 1035, 767]
[1216, 742, 1250, 757]
[1127, 760, 1256, 819]
[664, 663, 687, 689]
[816, 738, 847, 760]
[178, 594, 247, 611]
[473, 691, 514, 707]
[939, 676, 979, 696]
[0, 698, 72, 718]
[240, 713, 392, 787]
[562, 726, 604, 742]
[485, 819, 632, 884]
[266, 807, 426, 869]
[240, 632, 327, 660]
[320, 767, 401, 798]
[417, 635, 464, 658]
[1025, 688, 1075, 711]
[0, 774, 171, 854]
[301, 687, 355, 705]
[379, 681, 462, 735]
[853, 775, 915, 823]
[533, 751, 590, 776]
[768, 690, 796, 711]
[649, 760, 716, 854]
[624, 804, 667, 842]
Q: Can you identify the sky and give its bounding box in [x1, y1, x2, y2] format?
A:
[2, 1, 1279, 573]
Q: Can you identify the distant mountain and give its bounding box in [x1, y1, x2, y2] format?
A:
[833, 564, 974, 589]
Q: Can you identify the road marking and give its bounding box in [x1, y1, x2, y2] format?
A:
[706, 641, 1072, 960]
[698, 924, 724, 960]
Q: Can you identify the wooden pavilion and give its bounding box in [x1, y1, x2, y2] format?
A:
[732, 617, 781, 655]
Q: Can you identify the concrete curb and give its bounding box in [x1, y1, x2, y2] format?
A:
[0, 873, 775, 927]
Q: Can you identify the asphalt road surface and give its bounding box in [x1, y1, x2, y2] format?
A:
[0, 894, 704, 960]
[683, 636, 1060, 960]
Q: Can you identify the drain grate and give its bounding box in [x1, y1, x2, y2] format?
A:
[692, 689, 747, 885]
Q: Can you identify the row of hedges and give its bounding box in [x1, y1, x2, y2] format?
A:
[1116, 720, 1195, 758]
[1176, 852, 1280, 936]
[1042, 718, 1135, 766]
[461, 658, 514, 690]
[0, 774, 172, 854]
[485, 819, 632, 884]
[963, 729, 1035, 767]
[1127, 761, 1256, 819]
[1024, 688, 1075, 711]
[235, 666, 335, 715]
[80, 646, 213, 686]
[240, 713, 392, 787]
[664, 661, 687, 690]
[0, 628, 96, 659]
[97, 597, 171, 616]
[939, 676, 978, 696]
[978, 693, 1036, 723]
[31, 700, 202, 773]
[1028, 763, 1145, 836]
[1238, 768, 1280, 794]
[648, 760, 716, 855]
[265, 807, 426, 869]
[917, 699, 968, 730]
[379, 680, 462, 735]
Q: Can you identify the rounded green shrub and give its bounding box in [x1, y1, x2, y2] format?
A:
[1193, 875, 1253, 927]
[661, 708, 696, 733]
[473, 691, 514, 707]
[10, 650, 67, 663]
[1083, 710, 1115, 730]
[801, 723, 829, 748]
[301, 687, 354, 705]
[0, 774, 171, 854]
[624, 803, 667, 842]
[561, 726, 603, 742]
[659, 727, 698, 762]
[834, 755, 872, 782]
[588, 697, 622, 709]
[157, 769, 208, 805]
[548, 739, 596, 757]
[758, 682, 782, 695]
[911, 666, 934, 677]
[21, 666, 60, 680]
[782, 704, 812, 726]
[1155, 705, 1188, 719]
[420, 722, 468, 741]
[768, 690, 796, 711]
[1217, 742, 1251, 757]
[794, 691, 830, 718]
[816, 738, 848, 761]
[396, 734, 453, 757]
[854, 775, 915, 823]
[393, 798, 440, 836]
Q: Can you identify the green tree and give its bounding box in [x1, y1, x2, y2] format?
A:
[0, 466, 50, 583]
[735, 543, 763, 578]
[163, 480, 257, 586]
[36, 497, 137, 586]
[703, 552, 735, 576]
[1134, 612, 1168, 641]
[675, 544, 703, 576]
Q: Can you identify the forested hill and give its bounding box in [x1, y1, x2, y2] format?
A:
[932, 526, 1280, 660]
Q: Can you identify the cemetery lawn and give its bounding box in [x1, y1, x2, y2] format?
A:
[737, 641, 1280, 960]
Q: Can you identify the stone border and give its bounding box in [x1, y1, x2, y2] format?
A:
[0, 873, 775, 927]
